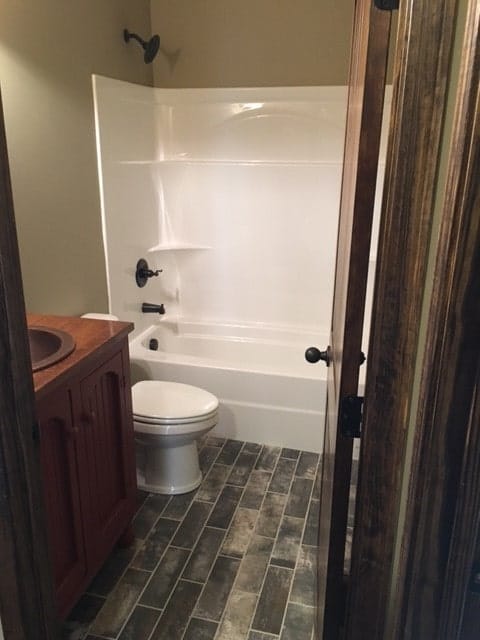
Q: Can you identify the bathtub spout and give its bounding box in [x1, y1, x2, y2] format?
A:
[142, 302, 165, 314]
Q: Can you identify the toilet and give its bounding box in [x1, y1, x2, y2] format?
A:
[132, 380, 219, 495]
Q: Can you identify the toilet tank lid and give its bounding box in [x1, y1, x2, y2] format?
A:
[132, 380, 219, 420]
[81, 313, 119, 321]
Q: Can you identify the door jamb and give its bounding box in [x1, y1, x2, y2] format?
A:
[344, 0, 459, 637]
[0, 90, 58, 638]
[391, 0, 480, 636]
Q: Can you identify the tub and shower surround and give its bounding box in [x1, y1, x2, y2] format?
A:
[93, 76, 346, 337]
[93, 76, 353, 451]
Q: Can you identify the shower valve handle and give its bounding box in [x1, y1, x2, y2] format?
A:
[135, 258, 162, 287]
[142, 268, 162, 278]
[305, 346, 331, 367]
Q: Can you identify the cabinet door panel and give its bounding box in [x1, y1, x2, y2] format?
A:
[37, 388, 88, 618]
[80, 349, 136, 568]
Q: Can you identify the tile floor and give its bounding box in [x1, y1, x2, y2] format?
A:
[65, 437, 325, 640]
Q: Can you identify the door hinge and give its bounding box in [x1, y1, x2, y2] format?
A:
[340, 395, 364, 438]
[374, 0, 399, 10]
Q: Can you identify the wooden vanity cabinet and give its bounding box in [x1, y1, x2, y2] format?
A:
[35, 330, 137, 620]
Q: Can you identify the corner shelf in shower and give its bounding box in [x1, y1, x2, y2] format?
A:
[147, 243, 211, 252]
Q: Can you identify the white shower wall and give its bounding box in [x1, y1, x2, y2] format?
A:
[93, 76, 381, 336]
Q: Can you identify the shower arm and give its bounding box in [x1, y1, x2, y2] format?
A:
[125, 31, 147, 48]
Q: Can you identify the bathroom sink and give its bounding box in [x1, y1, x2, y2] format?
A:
[28, 326, 76, 372]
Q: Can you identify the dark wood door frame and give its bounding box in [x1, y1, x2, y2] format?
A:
[0, 90, 58, 638]
[345, 0, 460, 638]
[391, 0, 480, 637]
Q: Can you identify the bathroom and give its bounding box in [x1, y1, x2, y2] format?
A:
[0, 1, 389, 639]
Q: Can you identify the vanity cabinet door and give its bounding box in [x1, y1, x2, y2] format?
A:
[79, 346, 136, 570]
[37, 386, 88, 619]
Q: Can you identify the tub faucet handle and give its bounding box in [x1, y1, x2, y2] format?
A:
[142, 302, 165, 314]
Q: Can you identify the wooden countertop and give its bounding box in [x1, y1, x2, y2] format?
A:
[29, 314, 134, 398]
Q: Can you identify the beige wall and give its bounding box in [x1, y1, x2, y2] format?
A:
[151, 0, 354, 88]
[0, 2, 152, 314]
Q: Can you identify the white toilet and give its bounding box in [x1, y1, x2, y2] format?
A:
[132, 380, 219, 495]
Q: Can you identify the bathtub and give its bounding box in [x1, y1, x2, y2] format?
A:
[129, 320, 326, 453]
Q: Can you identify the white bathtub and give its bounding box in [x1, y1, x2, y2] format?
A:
[129, 320, 326, 453]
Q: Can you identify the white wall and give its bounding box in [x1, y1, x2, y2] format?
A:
[94, 76, 347, 336]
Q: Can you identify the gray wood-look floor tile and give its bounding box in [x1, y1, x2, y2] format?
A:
[130, 518, 178, 571]
[255, 493, 287, 538]
[65, 593, 106, 634]
[217, 439, 244, 465]
[221, 507, 258, 558]
[255, 446, 281, 472]
[194, 555, 240, 621]
[87, 539, 142, 596]
[196, 464, 230, 502]
[207, 484, 244, 529]
[227, 451, 258, 486]
[199, 445, 222, 474]
[76, 439, 327, 640]
[285, 477, 313, 519]
[150, 580, 202, 640]
[280, 448, 300, 460]
[206, 436, 226, 447]
[295, 452, 319, 479]
[216, 590, 258, 640]
[118, 605, 161, 640]
[312, 460, 323, 500]
[243, 442, 263, 455]
[171, 501, 212, 549]
[271, 516, 304, 569]
[162, 490, 197, 520]
[136, 489, 149, 509]
[182, 526, 226, 582]
[303, 499, 320, 547]
[140, 546, 190, 608]
[235, 534, 275, 593]
[290, 545, 317, 607]
[240, 470, 272, 510]
[132, 494, 170, 539]
[269, 458, 296, 494]
[182, 617, 218, 640]
[252, 565, 293, 635]
[90, 569, 150, 638]
[280, 602, 315, 640]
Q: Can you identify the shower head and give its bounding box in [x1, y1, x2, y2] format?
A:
[123, 29, 160, 64]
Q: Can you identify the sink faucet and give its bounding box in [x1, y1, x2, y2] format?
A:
[141, 302, 165, 314]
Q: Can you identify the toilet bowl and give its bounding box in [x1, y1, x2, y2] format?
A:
[132, 380, 219, 495]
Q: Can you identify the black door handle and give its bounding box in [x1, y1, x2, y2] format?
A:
[305, 346, 331, 366]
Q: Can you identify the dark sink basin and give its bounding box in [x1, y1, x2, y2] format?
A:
[28, 326, 76, 372]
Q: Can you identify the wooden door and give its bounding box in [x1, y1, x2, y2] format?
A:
[313, 2, 393, 637]
[37, 387, 88, 619]
[79, 346, 136, 570]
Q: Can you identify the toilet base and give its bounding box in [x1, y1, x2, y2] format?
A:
[136, 438, 203, 495]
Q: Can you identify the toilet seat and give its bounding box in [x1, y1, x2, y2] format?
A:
[132, 380, 219, 436]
